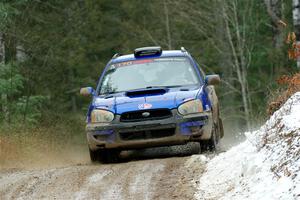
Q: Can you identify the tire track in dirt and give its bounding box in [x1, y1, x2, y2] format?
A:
[0, 147, 208, 200]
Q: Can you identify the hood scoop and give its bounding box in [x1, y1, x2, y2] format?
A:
[125, 88, 167, 97]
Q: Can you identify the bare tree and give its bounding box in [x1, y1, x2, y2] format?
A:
[264, 0, 285, 48]
[173, 0, 253, 130]
[163, 0, 172, 50]
[155, 0, 250, 131]
[222, 0, 252, 130]
[0, 33, 8, 122]
[0, 33, 4, 62]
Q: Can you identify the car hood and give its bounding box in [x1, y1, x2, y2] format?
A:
[93, 87, 201, 114]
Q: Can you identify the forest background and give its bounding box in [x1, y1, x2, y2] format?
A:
[0, 0, 299, 154]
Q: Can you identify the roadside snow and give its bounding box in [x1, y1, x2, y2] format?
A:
[194, 92, 300, 200]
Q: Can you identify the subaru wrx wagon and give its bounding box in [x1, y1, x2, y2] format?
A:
[80, 46, 224, 163]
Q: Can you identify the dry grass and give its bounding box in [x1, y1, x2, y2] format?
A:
[267, 73, 300, 116]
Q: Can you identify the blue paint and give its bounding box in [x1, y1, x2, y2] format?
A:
[107, 133, 116, 143]
[180, 126, 191, 135]
[180, 121, 205, 135]
[94, 129, 114, 135]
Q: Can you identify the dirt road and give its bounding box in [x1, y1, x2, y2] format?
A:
[0, 145, 210, 200]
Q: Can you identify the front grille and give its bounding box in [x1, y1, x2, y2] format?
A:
[119, 128, 175, 140]
[120, 109, 172, 122]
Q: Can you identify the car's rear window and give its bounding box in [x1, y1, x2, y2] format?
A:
[99, 57, 199, 94]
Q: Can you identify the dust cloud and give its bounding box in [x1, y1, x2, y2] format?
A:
[0, 132, 89, 171]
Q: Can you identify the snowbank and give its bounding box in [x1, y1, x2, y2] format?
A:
[194, 92, 300, 200]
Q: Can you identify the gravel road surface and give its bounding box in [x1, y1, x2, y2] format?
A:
[1, 144, 212, 200]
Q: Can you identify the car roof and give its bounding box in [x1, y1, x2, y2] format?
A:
[109, 50, 189, 64]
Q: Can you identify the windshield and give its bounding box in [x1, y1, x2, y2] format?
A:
[99, 57, 199, 94]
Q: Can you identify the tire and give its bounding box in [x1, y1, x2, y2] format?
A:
[201, 123, 218, 152]
[219, 117, 224, 138]
[103, 149, 120, 163]
[190, 142, 201, 155]
[89, 148, 100, 163]
[89, 148, 120, 163]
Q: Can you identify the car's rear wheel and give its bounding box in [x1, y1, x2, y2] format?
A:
[89, 148, 120, 163]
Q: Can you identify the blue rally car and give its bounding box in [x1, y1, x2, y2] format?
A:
[80, 46, 224, 163]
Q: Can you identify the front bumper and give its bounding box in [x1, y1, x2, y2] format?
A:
[86, 110, 212, 150]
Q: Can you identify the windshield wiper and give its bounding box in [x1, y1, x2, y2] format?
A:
[164, 85, 183, 88]
[125, 86, 167, 91]
[145, 85, 182, 89]
[145, 86, 167, 89]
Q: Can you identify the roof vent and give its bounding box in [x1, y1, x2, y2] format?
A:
[134, 46, 162, 58]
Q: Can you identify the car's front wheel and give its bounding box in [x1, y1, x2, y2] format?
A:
[201, 121, 219, 151]
[89, 148, 100, 162]
[89, 148, 120, 163]
[219, 117, 224, 138]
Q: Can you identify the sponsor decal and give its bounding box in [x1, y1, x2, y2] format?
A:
[115, 60, 153, 67]
[155, 57, 186, 62]
[138, 103, 152, 110]
[113, 57, 187, 68]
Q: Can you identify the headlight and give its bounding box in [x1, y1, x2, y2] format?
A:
[178, 99, 203, 115]
[91, 109, 114, 123]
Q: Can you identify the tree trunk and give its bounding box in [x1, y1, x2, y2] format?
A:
[215, 0, 237, 122]
[163, 0, 172, 50]
[293, 0, 300, 68]
[70, 68, 77, 113]
[223, 0, 252, 130]
[0, 33, 8, 123]
[0, 33, 4, 62]
[264, 0, 285, 48]
[16, 44, 26, 61]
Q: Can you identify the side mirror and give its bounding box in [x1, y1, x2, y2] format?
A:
[80, 87, 95, 97]
[205, 75, 220, 86]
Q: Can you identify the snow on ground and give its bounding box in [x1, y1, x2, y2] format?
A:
[194, 92, 300, 200]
